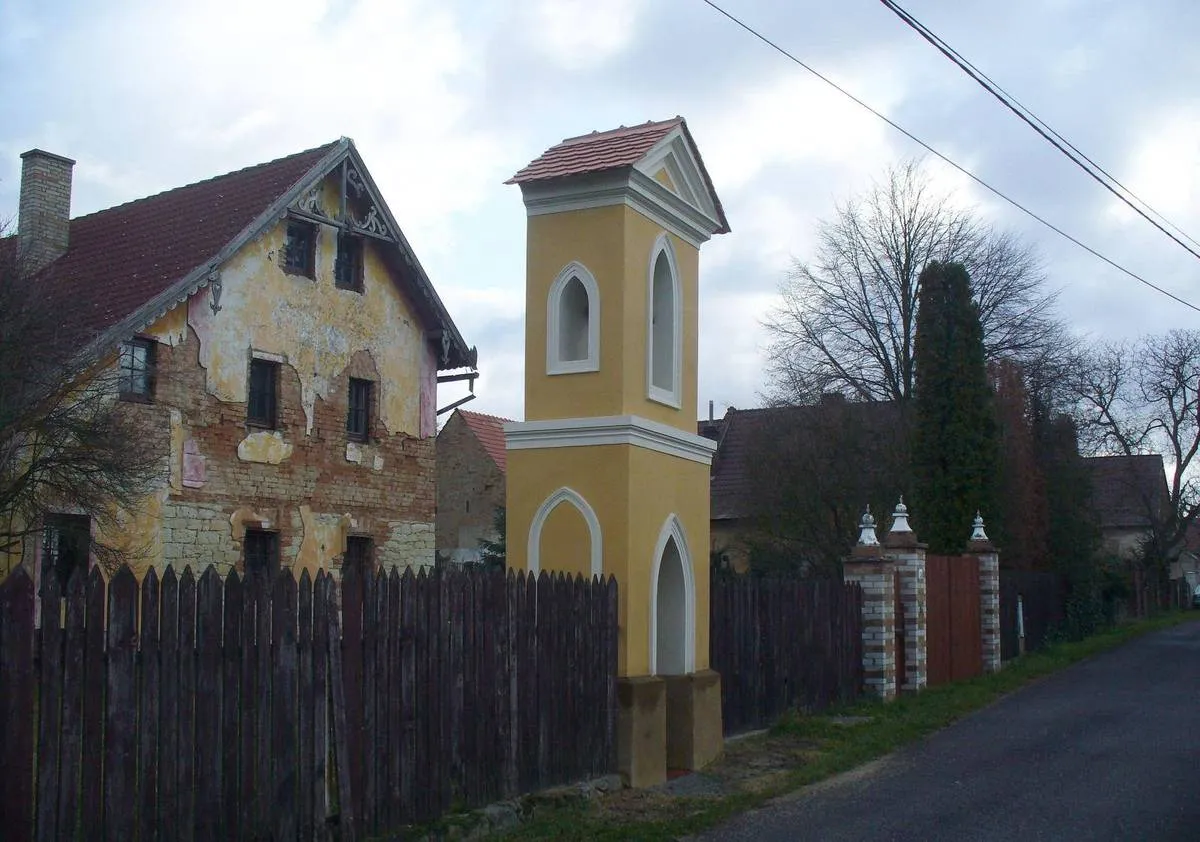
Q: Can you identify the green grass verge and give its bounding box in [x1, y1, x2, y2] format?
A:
[497, 611, 1197, 841]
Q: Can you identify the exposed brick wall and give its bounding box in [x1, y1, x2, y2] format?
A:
[435, 412, 505, 564]
[844, 553, 897, 699]
[971, 543, 1001, 674]
[884, 535, 928, 692]
[138, 323, 435, 576]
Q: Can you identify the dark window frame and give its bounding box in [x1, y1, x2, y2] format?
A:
[118, 337, 156, 402]
[347, 377, 373, 442]
[247, 358, 280, 428]
[335, 231, 365, 292]
[42, 513, 91, 590]
[283, 219, 317, 278]
[243, 528, 280, 578]
[343, 534, 374, 577]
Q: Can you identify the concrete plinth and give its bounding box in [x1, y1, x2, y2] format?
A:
[617, 675, 667, 788]
[664, 670, 723, 771]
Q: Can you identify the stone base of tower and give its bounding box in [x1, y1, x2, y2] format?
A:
[665, 670, 723, 771]
[617, 676, 667, 787]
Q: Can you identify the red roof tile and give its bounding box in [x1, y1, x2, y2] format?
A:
[507, 118, 682, 184]
[1083, 455, 1169, 529]
[508, 117, 730, 235]
[25, 141, 338, 343]
[458, 409, 512, 474]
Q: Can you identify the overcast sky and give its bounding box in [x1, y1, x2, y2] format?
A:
[3, 0, 1198, 423]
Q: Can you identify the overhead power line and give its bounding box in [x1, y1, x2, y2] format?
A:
[878, 0, 1200, 261]
[697, 0, 1200, 315]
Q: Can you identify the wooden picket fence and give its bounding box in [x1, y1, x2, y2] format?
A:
[710, 574, 863, 735]
[0, 562, 619, 842]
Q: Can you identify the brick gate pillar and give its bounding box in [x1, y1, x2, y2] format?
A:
[883, 499, 927, 692]
[844, 509, 898, 700]
[967, 513, 1001, 674]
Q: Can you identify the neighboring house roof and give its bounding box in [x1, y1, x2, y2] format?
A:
[1083, 455, 1170, 530]
[456, 409, 512, 474]
[506, 117, 730, 234]
[704, 399, 906, 522]
[13, 138, 474, 370]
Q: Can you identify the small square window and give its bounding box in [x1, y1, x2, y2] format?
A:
[42, 514, 90, 591]
[118, 338, 156, 401]
[244, 529, 279, 578]
[335, 232, 364, 291]
[248, 359, 279, 428]
[347, 377, 372, 442]
[344, 535, 373, 577]
[283, 220, 316, 277]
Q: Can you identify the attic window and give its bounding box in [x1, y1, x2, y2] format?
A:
[283, 220, 316, 277]
[546, 261, 600, 375]
[336, 232, 364, 291]
[118, 338, 156, 402]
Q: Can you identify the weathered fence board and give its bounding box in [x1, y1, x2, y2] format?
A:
[710, 573, 864, 736]
[1, 562, 619, 839]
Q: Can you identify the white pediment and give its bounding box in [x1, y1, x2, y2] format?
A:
[633, 128, 721, 232]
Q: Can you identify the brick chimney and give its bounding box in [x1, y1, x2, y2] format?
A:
[18, 149, 76, 273]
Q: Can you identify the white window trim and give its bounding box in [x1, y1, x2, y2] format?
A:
[546, 261, 600, 375]
[527, 486, 603, 578]
[648, 514, 696, 676]
[646, 233, 683, 408]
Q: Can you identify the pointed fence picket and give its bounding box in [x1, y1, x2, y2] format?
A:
[0, 562, 618, 840]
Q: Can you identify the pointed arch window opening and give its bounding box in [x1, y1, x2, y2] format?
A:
[647, 235, 682, 407]
[547, 261, 600, 375]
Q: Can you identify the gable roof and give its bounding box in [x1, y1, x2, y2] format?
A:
[1083, 455, 1170, 530]
[456, 409, 512, 474]
[18, 139, 474, 371]
[507, 117, 730, 235]
[705, 400, 906, 521]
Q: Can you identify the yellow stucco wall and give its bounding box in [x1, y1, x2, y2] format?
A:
[506, 443, 710, 677]
[538, 503, 593, 580]
[524, 205, 699, 434]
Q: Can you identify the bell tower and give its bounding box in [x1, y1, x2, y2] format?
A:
[505, 118, 729, 786]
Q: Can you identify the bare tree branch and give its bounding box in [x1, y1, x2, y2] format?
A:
[0, 227, 162, 577]
[763, 159, 1077, 406]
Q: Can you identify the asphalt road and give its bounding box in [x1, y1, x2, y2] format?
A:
[699, 620, 1200, 842]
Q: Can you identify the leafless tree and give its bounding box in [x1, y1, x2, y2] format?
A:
[1072, 330, 1200, 562]
[764, 160, 1076, 405]
[1, 229, 162, 578]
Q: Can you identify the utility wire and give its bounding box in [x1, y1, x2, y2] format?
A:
[879, 0, 1200, 260]
[697, 0, 1200, 315]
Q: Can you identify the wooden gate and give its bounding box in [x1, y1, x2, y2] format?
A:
[925, 555, 981, 686]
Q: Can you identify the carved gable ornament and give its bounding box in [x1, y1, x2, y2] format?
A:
[288, 157, 396, 243]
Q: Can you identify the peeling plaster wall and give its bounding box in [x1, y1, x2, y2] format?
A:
[74, 174, 441, 581]
[186, 175, 428, 437]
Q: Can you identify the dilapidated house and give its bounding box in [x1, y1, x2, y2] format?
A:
[6, 141, 476, 587]
[435, 408, 510, 565]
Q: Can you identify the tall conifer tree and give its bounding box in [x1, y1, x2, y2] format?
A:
[911, 261, 999, 553]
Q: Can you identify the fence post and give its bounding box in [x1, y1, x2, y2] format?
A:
[843, 509, 898, 700]
[881, 499, 927, 693]
[967, 513, 1001, 674]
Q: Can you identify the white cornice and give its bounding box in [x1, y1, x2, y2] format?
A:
[519, 169, 722, 249]
[505, 415, 717, 465]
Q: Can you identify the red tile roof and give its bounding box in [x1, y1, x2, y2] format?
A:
[703, 401, 907, 521]
[1083, 455, 1169, 529]
[458, 409, 512, 474]
[508, 118, 683, 184]
[35, 141, 339, 341]
[507, 117, 730, 234]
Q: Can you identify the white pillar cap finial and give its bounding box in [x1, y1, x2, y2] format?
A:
[889, 496, 912, 533]
[970, 510, 989, 542]
[857, 506, 880, 546]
